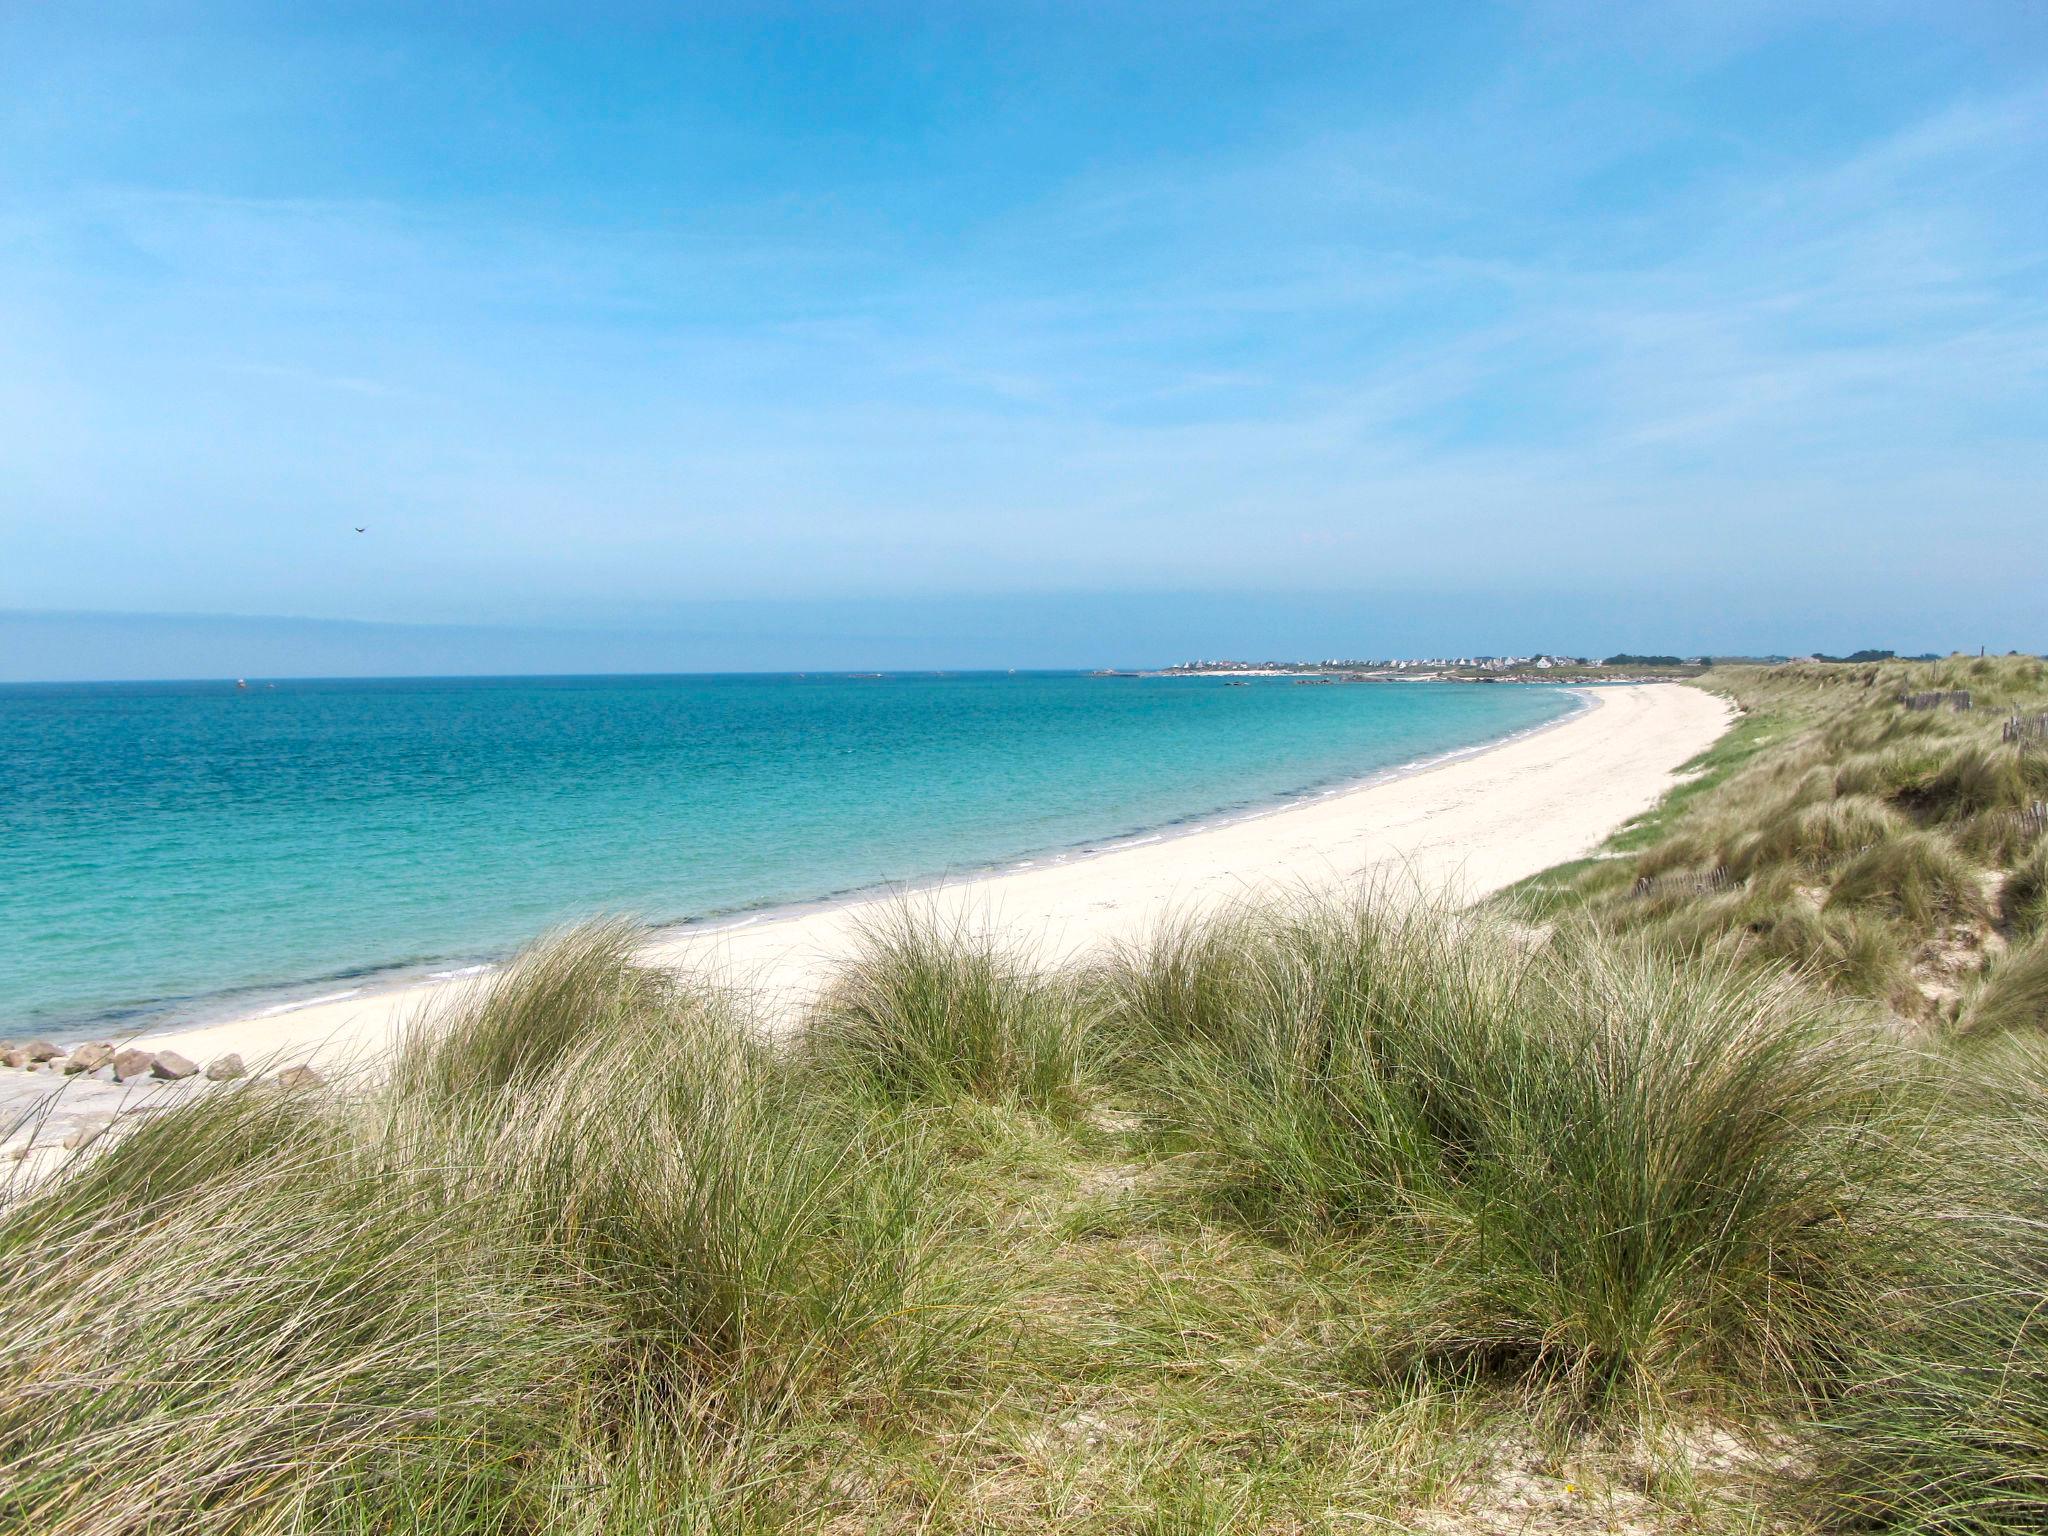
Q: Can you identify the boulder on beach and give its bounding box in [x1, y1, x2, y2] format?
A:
[24, 1040, 62, 1062]
[276, 1065, 323, 1091]
[152, 1051, 199, 1080]
[62, 1115, 114, 1150]
[111, 1048, 158, 1083]
[0, 1049, 26, 1069]
[65, 1043, 113, 1074]
[205, 1053, 247, 1081]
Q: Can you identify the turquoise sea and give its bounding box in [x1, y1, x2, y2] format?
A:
[0, 673, 1576, 1033]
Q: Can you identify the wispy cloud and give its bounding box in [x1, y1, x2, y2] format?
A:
[1, 3, 2044, 639]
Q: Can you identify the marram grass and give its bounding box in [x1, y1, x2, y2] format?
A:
[1097, 893, 1928, 1412]
[1803, 1031, 2048, 1534]
[798, 902, 1097, 1116]
[0, 931, 1001, 1535]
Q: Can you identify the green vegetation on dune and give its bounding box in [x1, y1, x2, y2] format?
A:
[1101, 896, 1921, 1413]
[1507, 654, 2048, 1029]
[5, 655, 2048, 1533]
[800, 906, 1097, 1118]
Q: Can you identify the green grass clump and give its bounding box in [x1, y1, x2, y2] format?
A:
[392, 917, 655, 1102]
[471, 993, 988, 1419]
[1640, 874, 1908, 1001]
[0, 1087, 599, 1535]
[799, 906, 1096, 1115]
[1831, 740, 1958, 802]
[1909, 741, 2048, 823]
[0, 927, 1001, 1535]
[2004, 839, 2048, 937]
[1804, 1036, 2048, 1533]
[1103, 893, 1916, 1412]
[1827, 831, 1990, 930]
[1815, 1236, 2048, 1534]
[1724, 793, 1907, 879]
[1963, 936, 2048, 1035]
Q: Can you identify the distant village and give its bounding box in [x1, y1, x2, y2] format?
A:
[1132, 653, 1716, 683]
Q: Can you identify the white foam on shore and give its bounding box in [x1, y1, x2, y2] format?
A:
[250, 988, 362, 1018]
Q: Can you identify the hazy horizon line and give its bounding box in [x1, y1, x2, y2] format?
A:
[2, 602, 2018, 686]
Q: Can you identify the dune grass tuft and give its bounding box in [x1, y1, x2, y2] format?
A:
[1724, 792, 1906, 879]
[391, 916, 653, 1102]
[1103, 893, 1922, 1413]
[1804, 1035, 2048, 1533]
[800, 905, 1097, 1115]
[0, 927, 1004, 1534]
[1827, 830, 1991, 930]
[1964, 935, 2048, 1035]
[2005, 838, 2048, 938]
[0, 1085, 598, 1536]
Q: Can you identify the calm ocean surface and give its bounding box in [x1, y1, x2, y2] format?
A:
[0, 673, 1575, 1033]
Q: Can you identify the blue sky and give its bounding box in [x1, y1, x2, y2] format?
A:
[3, 1, 2045, 674]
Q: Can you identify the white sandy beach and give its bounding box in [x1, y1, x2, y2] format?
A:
[119, 681, 1732, 1076]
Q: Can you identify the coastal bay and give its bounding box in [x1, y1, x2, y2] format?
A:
[118, 681, 1731, 1075]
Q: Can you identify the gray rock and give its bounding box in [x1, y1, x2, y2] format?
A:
[111, 1048, 158, 1082]
[205, 1053, 247, 1081]
[275, 1065, 323, 1092]
[0, 1049, 26, 1069]
[62, 1116, 113, 1150]
[151, 1051, 199, 1080]
[23, 1040, 61, 1062]
[65, 1043, 113, 1074]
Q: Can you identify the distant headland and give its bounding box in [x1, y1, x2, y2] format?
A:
[1091, 647, 1951, 684]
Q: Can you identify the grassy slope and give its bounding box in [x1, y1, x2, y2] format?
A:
[4, 659, 2047, 1535]
[1505, 655, 2048, 1030]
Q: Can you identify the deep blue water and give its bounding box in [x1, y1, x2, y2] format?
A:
[0, 672, 1575, 1032]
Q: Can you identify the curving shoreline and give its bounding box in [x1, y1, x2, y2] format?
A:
[631, 684, 1593, 968]
[110, 681, 1731, 1074]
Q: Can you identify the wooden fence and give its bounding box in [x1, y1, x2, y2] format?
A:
[1633, 867, 1733, 899]
[2004, 714, 2048, 743]
[1900, 690, 1973, 712]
